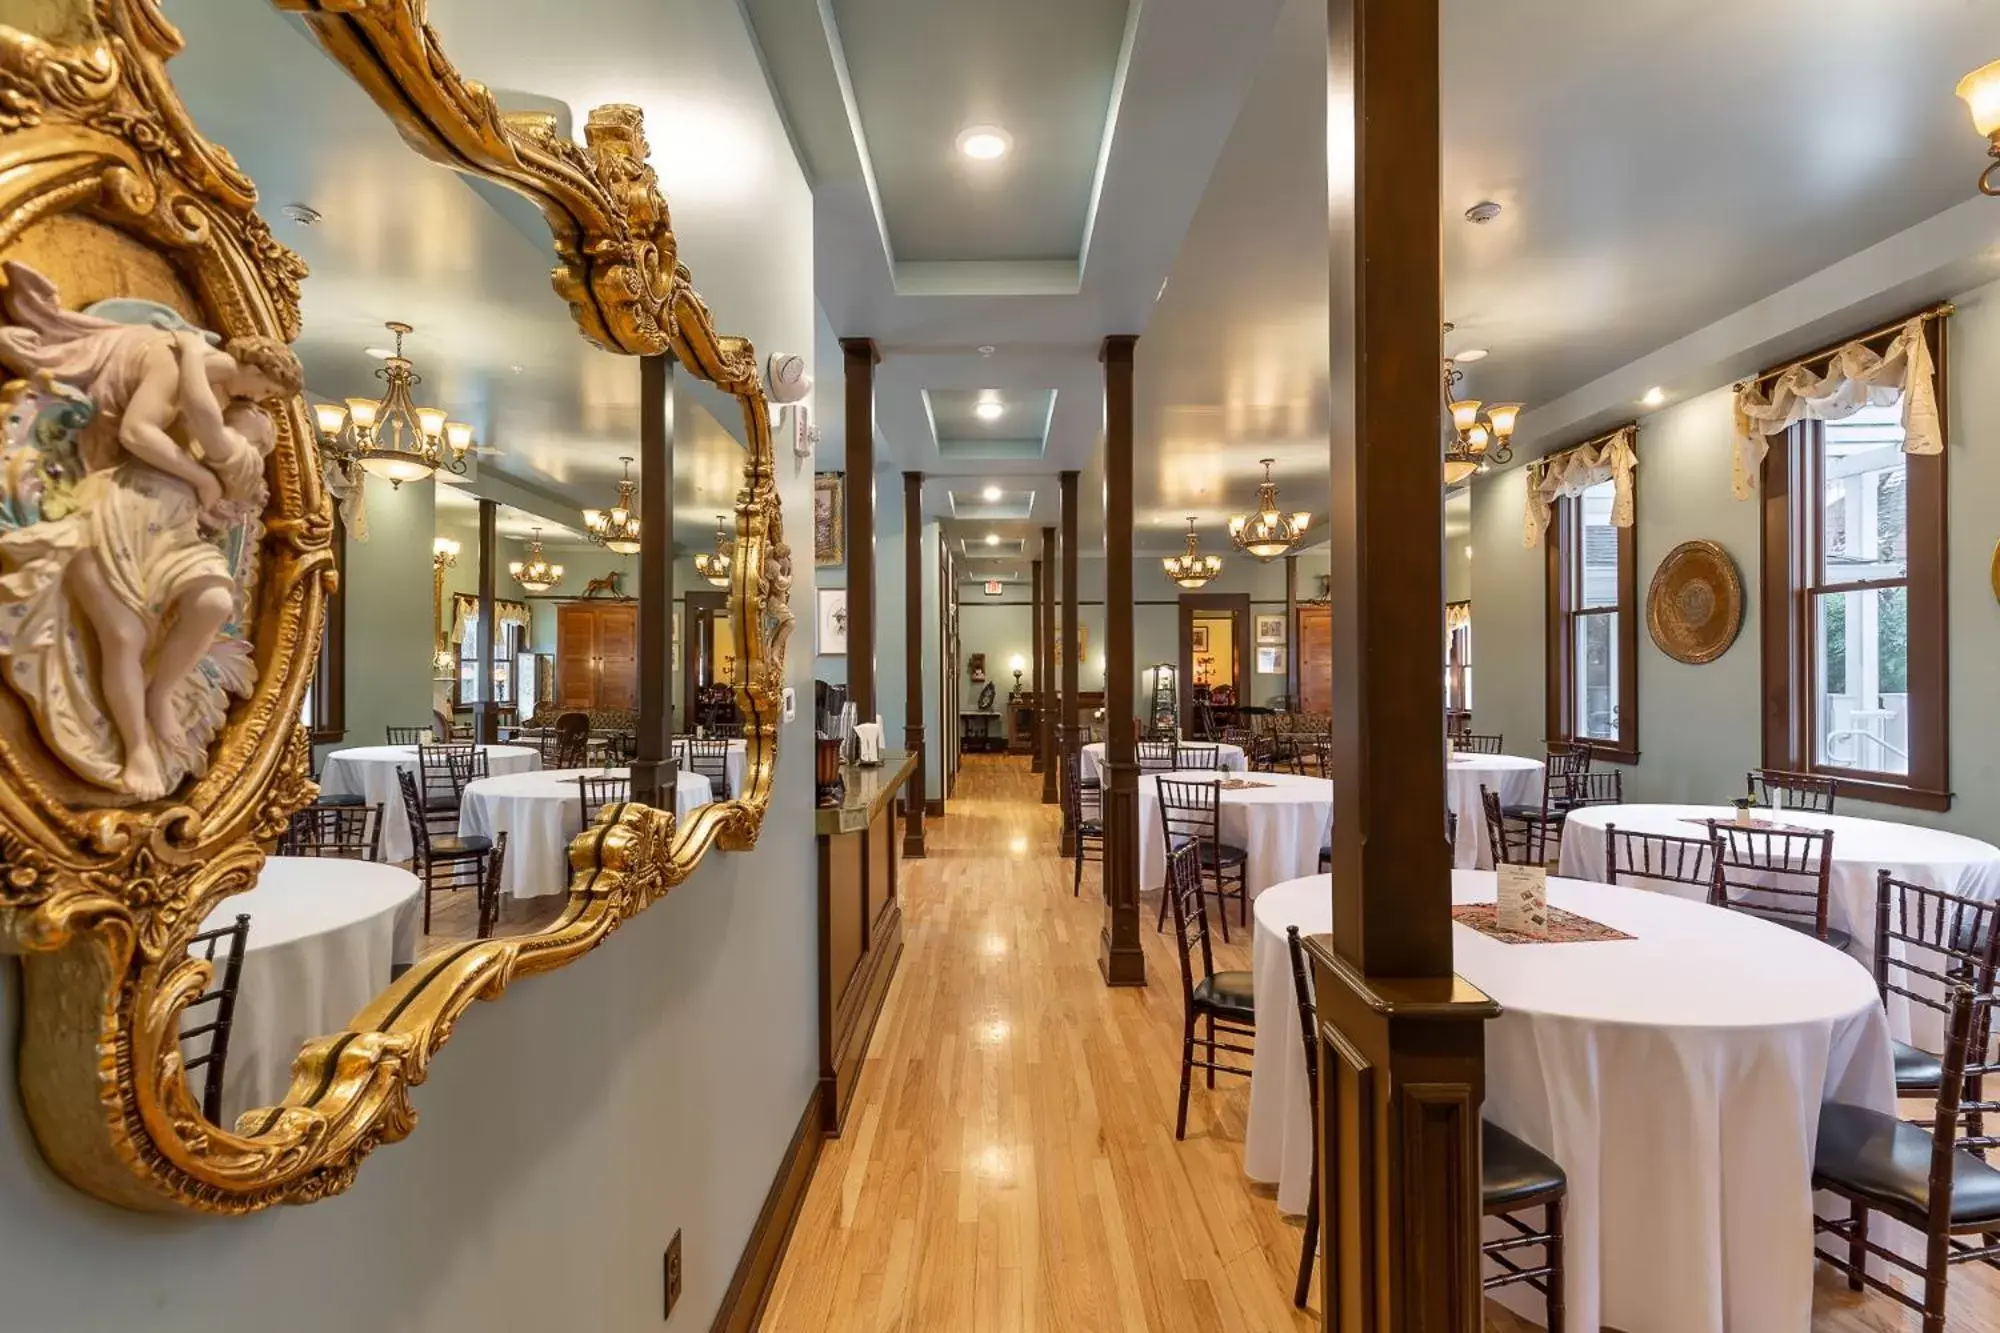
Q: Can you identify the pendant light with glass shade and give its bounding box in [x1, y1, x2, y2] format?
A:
[1960, 59, 2000, 195]
[1441, 357, 1522, 487]
[1228, 459, 1312, 561]
[583, 456, 643, 555]
[1162, 517, 1223, 589]
[508, 528, 564, 593]
[311, 322, 475, 487]
[694, 515, 734, 588]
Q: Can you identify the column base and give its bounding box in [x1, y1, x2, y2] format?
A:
[1097, 931, 1146, 986]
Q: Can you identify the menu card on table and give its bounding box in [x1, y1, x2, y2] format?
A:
[1496, 864, 1549, 938]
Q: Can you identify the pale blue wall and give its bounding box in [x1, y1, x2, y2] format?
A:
[342, 476, 438, 746]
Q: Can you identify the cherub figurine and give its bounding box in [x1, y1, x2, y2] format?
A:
[0, 261, 303, 800]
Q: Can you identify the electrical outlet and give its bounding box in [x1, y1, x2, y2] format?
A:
[663, 1230, 683, 1319]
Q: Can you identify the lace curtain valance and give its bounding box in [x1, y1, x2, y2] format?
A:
[1730, 314, 1944, 500]
[449, 593, 531, 646]
[1521, 426, 1638, 549]
[1445, 601, 1471, 633]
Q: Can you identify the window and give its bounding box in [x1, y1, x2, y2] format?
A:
[1761, 322, 1947, 809]
[1445, 602, 1473, 713]
[300, 518, 346, 742]
[457, 614, 525, 707]
[1546, 475, 1637, 762]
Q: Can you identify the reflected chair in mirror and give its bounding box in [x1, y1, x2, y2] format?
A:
[1749, 767, 1838, 813]
[1564, 770, 1623, 810]
[1871, 872, 2000, 1107]
[279, 803, 383, 861]
[553, 711, 592, 769]
[179, 912, 250, 1126]
[444, 746, 490, 805]
[1175, 744, 1222, 771]
[680, 738, 731, 800]
[1601, 824, 1710, 898]
[1219, 725, 1250, 749]
[1445, 709, 1473, 743]
[307, 747, 365, 809]
[395, 768, 496, 932]
[1458, 732, 1504, 755]
[416, 743, 474, 830]
[1285, 925, 1322, 1306]
[1136, 740, 1179, 774]
[578, 773, 630, 829]
[1482, 786, 1549, 867]
[1164, 840, 1254, 1140]
[1813, 983, 2000, 1333]
[475, 832, 509, 941]
[1706, 823, 1844, 950]
[386, 725, 431, 746]
[1156, 777, 1248, 939]
[1191, 698, 1217, 740]
[1060, 754, 1103, 897]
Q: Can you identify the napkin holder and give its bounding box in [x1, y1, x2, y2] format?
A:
[1495, 864, 1549, 938]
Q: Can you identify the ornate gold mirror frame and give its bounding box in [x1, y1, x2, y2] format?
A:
[0, 0, 789, 1213]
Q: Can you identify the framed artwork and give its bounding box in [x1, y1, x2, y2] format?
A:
[1053, 625, 1088, 664]
[817, 588, 849, 655]
[969, 652, 987, 683]
[1255, 613, 1287, 644]
[1191, 624, 1210, 653]
[1256, 645, 1285, 674]
[814, 472, 845, 567]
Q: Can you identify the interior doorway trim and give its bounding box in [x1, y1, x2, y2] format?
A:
[1176, 592, 1253, 734]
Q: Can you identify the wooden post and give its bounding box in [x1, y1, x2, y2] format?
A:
[1029, 555, 1044, 771]
[1058, 470, 1081, 854]
[474, 498, 497, 743]
[1099, 335, 1144, 986]
[841, 337, 879, 721]
[1284, 553, 1299, 709]
[902, 471, 927, 858]
[1040, 524, 1058, 805]
[630, 353, 675, 809]
[1310, 0, 1494, 1326]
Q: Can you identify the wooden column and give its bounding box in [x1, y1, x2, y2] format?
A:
[902, 471, 927, 858]
[1039, 524, 1058, 804]
[1310, 0, 1494, 1326]
[1284, 554, 1300, 709]
[841, 337, 879, 720]
[1029, 556, 1044, 771]
[1058, 470, 1081, 854]
[474, 498, 497, 743]
[630, 353, 676, 808]
[1099, 335, 1144, 986]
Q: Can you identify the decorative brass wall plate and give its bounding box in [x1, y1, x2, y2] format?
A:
[0, 0, 790, 1213]
[1646, 539, 1743, 665]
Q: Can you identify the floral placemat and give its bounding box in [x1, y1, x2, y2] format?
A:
[1452, 903, 1634, 945]
[1679, 816, 1818, 836]
[1216, 778, 1274, 790]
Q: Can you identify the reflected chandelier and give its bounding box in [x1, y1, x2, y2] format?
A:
[1441, 358, 1521, 487]
[694, 515, 734, 588]
[1228, 460, 1311, 562]
[508, 528, 564, 593]
[312, 321, 474, 487]
[583, 456, 642, 555]
[1162, 517, 1223, 589]
[1960, 59, 2000, 195]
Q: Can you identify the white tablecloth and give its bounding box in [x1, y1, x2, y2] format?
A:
[675, 737, 747, 801]
[1247, 871, 1894, 1333]
[190, 857, 421, 1127]
[320, 744, 540, 862]
[458, 768, 715, 899]
[1080, 741, 1246, 785]
[1446, 753, 1544, 868]
[1135, 771, 1332, 898]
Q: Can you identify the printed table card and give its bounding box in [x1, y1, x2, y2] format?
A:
[1495, 864, 1549, 938]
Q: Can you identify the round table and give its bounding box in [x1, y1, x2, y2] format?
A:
[1134, 771, 1332, 898]
[1446, 752, 1543, 868]
[1247, 870, 1894, 1333]
[190, 857, 421, 1127]
[458, 768, 714, 899]
[1079, 741, 1246, 785]
[320, 744, 540, 862]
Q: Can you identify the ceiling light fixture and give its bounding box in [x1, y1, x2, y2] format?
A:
[282, 202, 322, 227]
[981, 485, 1002, 501]
[974, 398, 1005, 422]
[1228, 460, 1311, 562]
[582, 456, 643, 555]
[1454, 347, 1489, 363]
[977, 344, 996, 356]
[693, 515, 734, 588]
[1464, 200, 1503, 224]
[311, 321, 475, 487]
[507, 528, 564, 594]
[956, 125, 1012, 160]
[1162, 517, 1224, 590]
[1958, 60, 2000, 195]
[1441, 357, 1521, 487]
[985, 533, 1001, 547]
[1641, 386, 1668, 408]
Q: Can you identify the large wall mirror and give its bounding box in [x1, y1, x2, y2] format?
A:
[0, 0, 789, 1213]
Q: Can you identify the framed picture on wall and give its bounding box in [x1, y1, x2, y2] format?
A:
[1256, 645, 1285, 675]
[814, 472, 845, 567]
[817, 588, 849, 655]
[1255, 613, 1287, 644]
[1191, 624, 1210, 653]
[1054, 625, 1088, 664]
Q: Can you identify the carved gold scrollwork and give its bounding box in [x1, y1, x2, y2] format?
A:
[1, 0, 791, 1213]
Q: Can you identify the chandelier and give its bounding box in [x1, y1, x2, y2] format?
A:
[583, 456, 642, 555]
[508, 528, 564, 593]
[312, 322, 475, 487]
[1442, 359, 1522, 487]
[1162, 517, 1223, 589]
[694, 515, 734, 588]
[1960, 60, 2000, 195]
[1228, 460, 1311, 562]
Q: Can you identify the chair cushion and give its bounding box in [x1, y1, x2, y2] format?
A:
[1892, 1039, 1944, 1095]
[316, 792, 366, 808]
[1482, 1121, 1566, 1212]
[1500, 804, 1557, 824]
[1815, 1100, 2000, 1226]
[1200, 841, 1248, 869]
[426, 835, 492, 859]
[422, 794, 459, 812]
[1763, 916, 1854, 956]
[1191, 970, 1256, 1023]
[1077, 820, 1104, 836]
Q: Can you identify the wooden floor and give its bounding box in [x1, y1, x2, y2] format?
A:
[760, 755, 1997, 1332]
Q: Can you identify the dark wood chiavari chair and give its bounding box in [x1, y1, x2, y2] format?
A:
[1219, 725, 1251, 750]
[1061, 754, 1104, 897]
[279, 802, 383, 861]
[1706, 821, 1844, 950]
[1873, 872, 2000, 1104]
[1155, 777, 1248, 939]
[1814, 983, 2000, 1333]
[444, 745, 490, 805]
[552, 711, 592, 768]
[1458, 732, 1504, 755]
[679, 737, 731, 800]
[578, 773, 629, 829]
[476, 832, 509, 941]
[386, 725, 431, 746]
[1164, 840, 1254, 1140]
[1136, 740, 1179, 774]
[1601, 824, 1710, 895]
[417, 741, 473, 810]
[1246, 731, 1281, 773]
[1563, 770, 1623, 809]
[395, 768, 496, 932]
[180, 912, 250, 1125]
[1749, 767, 1838, 813]
[1174, 744, 1223, 771]
[1285, 926, 1322, 1307]
[1482, 785, 1548, 866]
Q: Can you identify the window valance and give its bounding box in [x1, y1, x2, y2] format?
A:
[1521, 426, 1637, 549]
[1445, 601, 1471, 633]
[1730, 311, 1946, 500]
[449, 592, 531, 645]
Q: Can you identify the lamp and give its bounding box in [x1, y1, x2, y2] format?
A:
[1010, 654, 1025, 691]
[1161, 517, 1224, 589]
[312, 322, 475, 487]
[583, 456, 643, 554]
[507, 528, 564, 593]
[431, 537, 459, 674]
[1442, 356, 1521, 486]
[1959, 59, 2000, 195]
[1227, 460, 1311, 562]
[693, 514, 734, 588]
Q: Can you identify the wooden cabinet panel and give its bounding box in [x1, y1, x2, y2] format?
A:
[553, 602, 640, 713]
[1298, 606, 1333, 716]
[594, 604, 637, 711]
[555, 604, 598, 710]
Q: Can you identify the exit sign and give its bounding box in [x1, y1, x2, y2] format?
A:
[984, 581, 1004, 596]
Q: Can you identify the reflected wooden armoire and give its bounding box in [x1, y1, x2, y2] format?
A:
[555, 600, 638, 712]
[1296, 604, 1332, 715]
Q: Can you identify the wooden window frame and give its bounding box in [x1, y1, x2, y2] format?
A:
[1445, 602, 1471, 715]
[1545, 475, 1638, 764]
[306, 517, 346, 743]
[1759, 319, 1949, 811]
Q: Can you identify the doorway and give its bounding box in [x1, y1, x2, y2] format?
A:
[682, 589, 731, 733]
[1176, 593, 1252, 735]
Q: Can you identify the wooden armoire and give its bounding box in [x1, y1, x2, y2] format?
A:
[1296, 605, 1333, 715]
[555, 601, 638, 712]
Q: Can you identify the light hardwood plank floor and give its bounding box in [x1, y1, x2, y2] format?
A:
[760, 756, 1998, 1332]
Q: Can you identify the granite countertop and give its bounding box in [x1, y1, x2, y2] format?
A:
[815, 750, 919, 836]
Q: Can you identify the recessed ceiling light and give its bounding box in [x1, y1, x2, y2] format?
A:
[977, 345, 996, 356]
[363, 346, 395, 360]
[1454, 347, 1489, 363]
[985, 533, 1001, 546]
[956, 125, 1012, 161]
[1464, 200, 1503, 224]
[981, 485, 1002, 501]
[1641, 386, 1667, 408]
[974, 400, 1005, 422]
[282, 202, 322, 227]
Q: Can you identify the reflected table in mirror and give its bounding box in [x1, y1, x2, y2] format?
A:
[320, 744, 541, 862]
[186, 857, 421, 1127]
[458, 767, 715, 902]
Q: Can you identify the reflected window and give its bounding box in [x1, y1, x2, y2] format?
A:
[1547, 475, 1636, 762]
